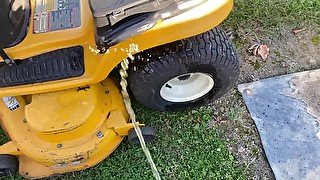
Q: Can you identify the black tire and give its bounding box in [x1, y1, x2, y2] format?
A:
[128, 27, 240, 111]
[128, 127, 156, 144]
[0, 155, 19, 176]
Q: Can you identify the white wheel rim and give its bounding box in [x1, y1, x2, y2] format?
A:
[160, 73, 214, 103]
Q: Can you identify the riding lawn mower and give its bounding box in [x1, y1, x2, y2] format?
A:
[0, 0, 239, 178]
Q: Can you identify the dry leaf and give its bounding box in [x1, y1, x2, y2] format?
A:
[257, 45, 270, 60]
[248, 44, 259, 55]
[248, 43, 270, 60]
[292, 28, 306, 35]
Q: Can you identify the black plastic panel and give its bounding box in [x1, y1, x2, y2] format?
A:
[97, 12, 155, 47]
[0, 46, 84, 87]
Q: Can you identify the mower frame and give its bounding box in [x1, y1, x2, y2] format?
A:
[0, 0, 233, 97]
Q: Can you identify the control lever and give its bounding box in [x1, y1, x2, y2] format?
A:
[0, 45, 16, 66]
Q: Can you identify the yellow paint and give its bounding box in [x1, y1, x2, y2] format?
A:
[0, 79, 133, 178]
[0, 142, 20, 155]
[0, 0, 234, 178]
[25, 84, 111, 139]
[0, 0, 233, 97]
[114, 123, 144, 136]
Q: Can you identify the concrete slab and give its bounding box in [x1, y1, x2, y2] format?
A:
[238, 69, 320, 180]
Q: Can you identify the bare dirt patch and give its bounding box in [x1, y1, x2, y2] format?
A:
[211, 27, 320, 179]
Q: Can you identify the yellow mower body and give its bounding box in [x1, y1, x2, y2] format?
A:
[0, 0, 233, 178]
[0, 79, 131, 178]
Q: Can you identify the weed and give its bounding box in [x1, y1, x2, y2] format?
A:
[311, 33, 320, 45]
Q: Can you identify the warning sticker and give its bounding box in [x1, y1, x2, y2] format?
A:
[33, 0, 81, 33]
[2, 97, 20, 111]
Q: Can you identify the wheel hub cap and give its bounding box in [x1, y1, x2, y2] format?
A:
[160, 73, 214, 103]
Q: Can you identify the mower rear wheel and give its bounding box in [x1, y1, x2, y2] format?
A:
[0, 155, 19, 176]
[128, 27, 240, 111]
[128, 127, 156, 144]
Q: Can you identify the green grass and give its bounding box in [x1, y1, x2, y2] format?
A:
[58, 105, 245, 179]
[312, 32, 320, 45]
[0, 104, 245, 180]
[227, 107, 244, 122]
[224, 0, 320, 38]
[0, 129, 9, 145]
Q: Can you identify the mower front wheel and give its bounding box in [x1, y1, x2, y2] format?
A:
[128, 127, 156, 144]
[0, 155, 19, 176]
[128, 27, 240, 111]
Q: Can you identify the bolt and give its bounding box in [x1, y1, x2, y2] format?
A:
[57, 144, 63, 149]
[4, 59, 11, 64]
[243, 88, 253, 95]
[96, 131, 104, 138]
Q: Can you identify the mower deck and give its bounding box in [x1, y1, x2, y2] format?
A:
[0, 79, 133, 178]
